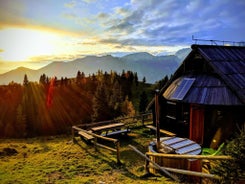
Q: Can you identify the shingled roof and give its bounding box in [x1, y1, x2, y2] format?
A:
[160, 44, 245, 106]
[197, 45, 245, 103]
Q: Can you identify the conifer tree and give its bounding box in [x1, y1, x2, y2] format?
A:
[23, 74, 29, 86]
[109, 80, 123, 117]
[157, 75, 169, 89]
[139, 91, 148, 113]
[92, 82, 111, 121]
[134, 72, 139, 86]
[16, 104, 26, 137]
[76, 70, 82, 84]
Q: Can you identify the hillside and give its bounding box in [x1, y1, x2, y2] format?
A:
[0, 71, 159, 138]
[0, 130, 175, 184]
[0, 49, 190, 85]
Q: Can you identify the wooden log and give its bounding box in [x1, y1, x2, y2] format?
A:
[128, 144, 179, 182]
[141, 114, 145, 126]
[146, 152, 233, 160]
[145, 154, 150, 173]
[72, 127, 75, 142]
[146, 125, 176, 137]
[147, 165, 221, 180]
[129, 145, 221, 180]
[72, 126, 118, 143]
[94, 136, 97, 151]
[78, 131, 94, 140]
[93, 142, 117, 152]
[116, 141, 121, 164]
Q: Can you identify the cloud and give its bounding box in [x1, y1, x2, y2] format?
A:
[97, 13, 109, 19]
[0, 0, 86, 37]
[81, 0, 97, 3]
[108, 21, 134, 34]
[0, 0, 28, 28]
[114, 7, 130, 17]
[62, 13, 78, 20]
[105, 0, 244, 46]
[0, 0, 244, 63]
[64, 1, 76, 8]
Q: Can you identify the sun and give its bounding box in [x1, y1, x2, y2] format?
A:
[0, 28, 59, 62]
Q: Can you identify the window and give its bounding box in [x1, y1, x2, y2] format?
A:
[166, 101, 177, 120]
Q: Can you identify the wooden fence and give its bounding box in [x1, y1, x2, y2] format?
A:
[129, 145, 233, 181]
[71, 112, 152, 164]
[72, 126, 121, 164]
[75, 112, 153, 130]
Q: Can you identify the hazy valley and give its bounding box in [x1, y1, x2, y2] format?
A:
[0, 48, 190, 85]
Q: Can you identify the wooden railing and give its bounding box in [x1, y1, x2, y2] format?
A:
[75, 112, 153, 130]
[72, 126, 121, 164]
[129, 145, 234, 181]
[72, 112, 153, 164]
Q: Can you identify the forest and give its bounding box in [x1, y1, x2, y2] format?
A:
[0, 70, 169, 138]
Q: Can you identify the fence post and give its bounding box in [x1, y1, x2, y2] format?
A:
[142, 113, 145, 126]
[94, 137, 97, 151]
[72, 127, 75, 143]
[145, 154, 150, 174]
[128, 144, 179, 182]
[116, 141, 121, 164]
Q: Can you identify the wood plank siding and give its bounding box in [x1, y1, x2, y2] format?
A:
[189, 104, 204, 145]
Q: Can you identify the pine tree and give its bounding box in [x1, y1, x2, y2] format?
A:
[23, 74, 29, 86]
[22, 83, 38, 136]
[109, 80, 123, 117]
[92, 82, 111, 122]
[134, 72, 139, 86]
[76, 70, 82, 84]
[139, 91, 148, 113]
[60, 77, 64, 86]
[15, 104, 27, 137]
[157, 75, 169, 89]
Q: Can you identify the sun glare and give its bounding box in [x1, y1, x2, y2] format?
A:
[0, 28, 59, 62]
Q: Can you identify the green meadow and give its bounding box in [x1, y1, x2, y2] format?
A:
[0, 128, 175, 184]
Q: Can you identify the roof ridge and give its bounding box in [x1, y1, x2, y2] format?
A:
[192, 44, 245, 49]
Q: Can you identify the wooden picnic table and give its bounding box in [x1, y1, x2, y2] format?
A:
[91, 122, 125, 132]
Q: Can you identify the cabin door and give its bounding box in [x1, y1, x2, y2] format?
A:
[189, 104, 204, 145]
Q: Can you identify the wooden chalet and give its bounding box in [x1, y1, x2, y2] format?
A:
[147, 44, 245, 148]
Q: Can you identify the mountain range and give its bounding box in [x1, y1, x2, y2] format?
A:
[0, 48, 191, 84]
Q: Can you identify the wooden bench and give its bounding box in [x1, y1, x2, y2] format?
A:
[78, 131, 94, 141]
[146, 125, 176, 137]
[101, 128, 131, 137]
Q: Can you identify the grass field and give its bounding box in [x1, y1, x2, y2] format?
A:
[0, 127, 176, 184]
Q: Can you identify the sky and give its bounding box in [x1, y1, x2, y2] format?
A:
[0, 0, 245, 74]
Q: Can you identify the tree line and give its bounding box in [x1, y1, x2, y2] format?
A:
[0, 70, 168, 138]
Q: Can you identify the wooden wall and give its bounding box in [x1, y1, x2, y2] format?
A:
[189, 104, 204, 145]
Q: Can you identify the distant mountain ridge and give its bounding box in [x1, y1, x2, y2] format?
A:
[0, 48, 191, 84]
